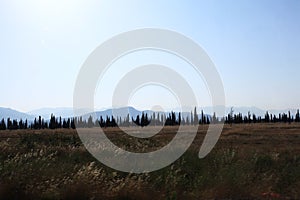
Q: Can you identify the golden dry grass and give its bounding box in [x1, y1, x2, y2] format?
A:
[0, 123, 299, 199]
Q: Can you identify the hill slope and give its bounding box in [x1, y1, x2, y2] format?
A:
[0, 107, 34, 120]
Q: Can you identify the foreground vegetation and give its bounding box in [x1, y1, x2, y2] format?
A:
[0, 124, 300, 199]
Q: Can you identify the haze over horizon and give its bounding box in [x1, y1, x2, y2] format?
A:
[1, 105, 299, 116]
[1, 0, 299, 112]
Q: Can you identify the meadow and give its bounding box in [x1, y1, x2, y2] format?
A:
[0, 124, 299, 199]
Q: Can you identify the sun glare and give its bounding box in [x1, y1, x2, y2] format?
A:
[28, 0, 81, 18]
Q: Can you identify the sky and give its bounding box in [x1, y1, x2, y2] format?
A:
[0, 0, 299, 112]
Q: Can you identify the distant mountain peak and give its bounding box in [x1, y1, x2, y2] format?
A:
[0, 107, 34, 120]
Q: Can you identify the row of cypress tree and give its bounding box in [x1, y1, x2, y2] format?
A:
[0, 108, 299, 130]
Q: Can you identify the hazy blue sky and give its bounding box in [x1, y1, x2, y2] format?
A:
[0, 0, 299, 112]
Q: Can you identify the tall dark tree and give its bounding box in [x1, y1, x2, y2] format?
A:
[248, 111, 251, 123]
[252, 113, 257, 123]
[0, 118, 6, 130]
[132, 115, 140, 126]
[141, 113, 145, 126]
[212, 112, 217, 123]
[265, 111, 270, 123]
[49, 114, 57, 129]
[71, 118, 76, 129]
[201, 110, 205, 124]
[141, 113, 150, 127]
[295, 109, 300, 122]
[39, 116, 42, 129]
[152, 112, 156, 126]
[178, 112, 182, 125]
[194, 107, 198, 125]
[7, 118, 12, 130]
[87, 115, 94, 128]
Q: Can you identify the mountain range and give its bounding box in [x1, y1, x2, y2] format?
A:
[0, 107, 35, 121]
[0, 106, 298, 121]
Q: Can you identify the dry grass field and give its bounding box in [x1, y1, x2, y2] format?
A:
[0, 124, 299, 199]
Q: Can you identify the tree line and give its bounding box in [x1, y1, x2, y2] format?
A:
[0, 108, 300, 130]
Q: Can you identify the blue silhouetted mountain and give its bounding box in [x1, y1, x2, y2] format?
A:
[0, 107, 35, 120]
[27, 107, 75, 119]
[84, 107, 149, 121]
[2, 106, 298, 123]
